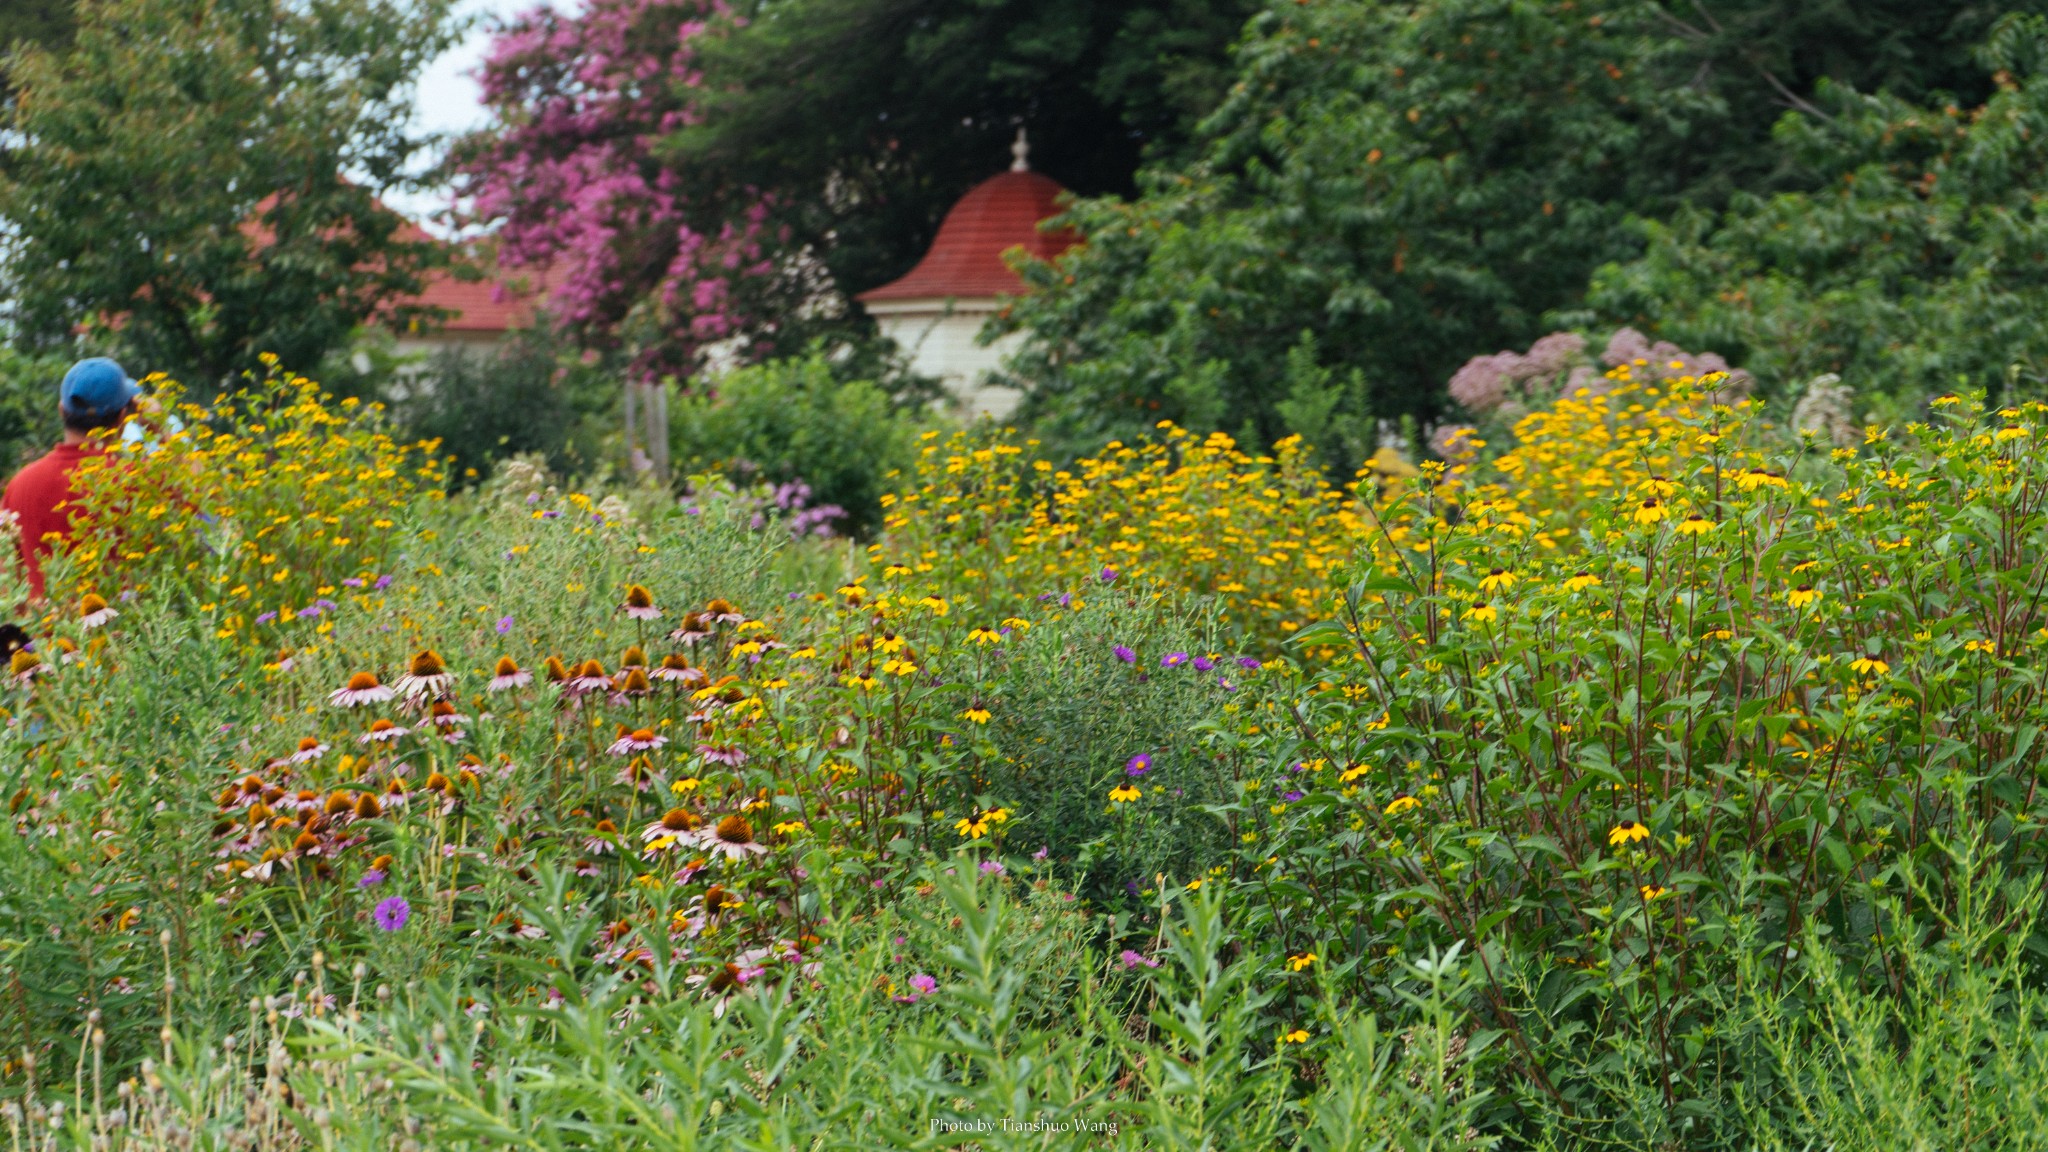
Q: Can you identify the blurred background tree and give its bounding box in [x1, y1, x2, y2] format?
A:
[0, 0, 458, 387]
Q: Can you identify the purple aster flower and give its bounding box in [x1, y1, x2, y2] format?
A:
[299, 605, 322, 619]
[254, 611, 278, 625]
[358, 869, 386, 889]
[341, 577, 364, 588]
[1120, 950, 1160, 970]
[373, 575, 393, 591]
[1192, 656, 1215, 671]
[1099, 566, 1118, 583]
[978, 860, 1005, 876]
[317, 599, 337, 611]
[1281, 790, 1304, 803]
[1059, 592, 1073, 608]
[1125, 753, 1152, 778]
[1032, 845, 1050, 861]
[1237, 657, 1262, 670]
[373, 896, 410, 932]
[1218, 677, 1237, 693]
[541, 510, 562, 520]
[909, 973, 937, 995]
[1126, 879, 1141, 896]
[1113, 645, 1136, 664]
[496, 615, 514, 635]
[1161, 652, 1189, 669]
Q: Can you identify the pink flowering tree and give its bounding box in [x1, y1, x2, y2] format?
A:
[456, 0, 792, 379]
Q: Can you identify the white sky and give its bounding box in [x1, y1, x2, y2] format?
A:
[389, 0, 549, 228]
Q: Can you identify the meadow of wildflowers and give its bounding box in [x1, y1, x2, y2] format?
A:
[4, 366, 2048, 1149]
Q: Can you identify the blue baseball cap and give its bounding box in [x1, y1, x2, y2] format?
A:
[60, 358, 141, 420]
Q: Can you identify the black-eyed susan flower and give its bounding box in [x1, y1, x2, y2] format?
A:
[1384, 795, 1420, 817]
[78, 593, 117, 630]
[954, 807, 1009, 839]
[1564, 572, 1601, 592]
[358, 718, 408, 744]
[393, 650, 453, 698]
[1286, 952, 1317, 972]
[1608, 821, 1650, 848]
[697, 814, 768, 860]
[329, 671, 392, 707]
[1787, 584, 1821, 609]
[1462, 602, 1498, 624]
[1109, 783, 1142, 803]
[1479, 567, 1516, 593]
[1633, 498, 1667, 526]
[289, 736, 328, 764]
[620, 584, 663, 621]
[967, 627, 1002, 645]
[609, 726, 668, 756]
[1850, 655, 1890, 677]
[1639, 885, 1670, 901]
[488, 656, 531, 691]
[961, 706, 991, 724]
[1281, 1029, 1310, 1044]
[1676, 514, 1716, 535]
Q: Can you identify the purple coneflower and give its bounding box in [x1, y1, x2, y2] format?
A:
[359, 719, 409, 745]
[289, 736, 328, 764]
[620, 584, 663, 620]
[329, 671, 393, 708]
[696, 814, 768, 860]
[488, 656, 532, 691]
[78, 593, 118, 630]
[609, 726, 668, 756]
[393, 650, 454, 698]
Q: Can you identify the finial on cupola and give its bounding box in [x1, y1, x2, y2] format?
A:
[1010, 126, 1030, 173]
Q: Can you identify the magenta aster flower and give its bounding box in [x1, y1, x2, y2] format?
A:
[373, 897, 410, 932]
[1113, 645, 1136, 664]
[1161, 652, 1189, 669]
[1125, 753, 1152, 778]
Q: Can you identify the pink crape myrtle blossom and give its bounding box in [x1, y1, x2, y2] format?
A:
[458, 0, 790, 378]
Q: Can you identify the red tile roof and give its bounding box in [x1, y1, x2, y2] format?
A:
[404, 265, 550, 333]
[857, 170, 1077, 302]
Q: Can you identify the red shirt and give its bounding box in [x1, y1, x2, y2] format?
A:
[2, 443, 98, 600]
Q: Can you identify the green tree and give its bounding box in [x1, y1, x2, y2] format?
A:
[1591, 14, 2048, 413]
[0, 0, 457, 386]
[998, 0, 2048, 457]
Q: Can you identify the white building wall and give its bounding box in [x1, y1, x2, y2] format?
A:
[866, 298, 1025, 420]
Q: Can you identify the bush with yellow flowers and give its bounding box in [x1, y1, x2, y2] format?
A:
[877, 422, 1397, 642]
[1205, 384, 2048, 1140]
[60, 360, 444, 646]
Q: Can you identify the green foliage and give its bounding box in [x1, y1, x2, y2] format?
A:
[678, 0, 1258, 302]
[0, 0, 457, 384]
[0, 345, 64, 471]
[671, 353, 925, 537]
[388, 328, 618, 487]
[1592, 14, 2048, 412]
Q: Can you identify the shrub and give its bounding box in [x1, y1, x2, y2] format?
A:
[386, 327, 616, 486]
[1212, 384, 2048, 1137]
[671, 353, 923, 537]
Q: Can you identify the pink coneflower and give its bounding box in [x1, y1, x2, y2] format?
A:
[393, 650, 454, 698]
[329, 672, 393, 708]
[427, 700, 469, 729]
[641, 807, 703, 844]
[583, 819, 620, 855]
[698, 744, 748, 767]
[289, 736, 329, 764]
[359, 719, 408, 744]
[696, 814, 768, 861]
[614, 667, 653, 697]
[565, 659, 611, 695]
[7, 649, 43, 687]
[652, 653, 706, 685]
[488, 656, 532, 691]
[609, 726, 668, 755]
[702, 599, 745, 624]
[668, 612, 713, 645]
[381, 777, 410, 809]
[620, 584, 663, 621]
[78, 593, 117, 630]
[616, 756, 662, 793]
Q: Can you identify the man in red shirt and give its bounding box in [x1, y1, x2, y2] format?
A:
[2, 358, 141, 600]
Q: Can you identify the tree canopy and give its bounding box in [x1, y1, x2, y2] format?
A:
[0, 0, 457, 385]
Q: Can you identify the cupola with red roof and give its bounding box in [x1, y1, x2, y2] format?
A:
[858, 130, 1076, 419]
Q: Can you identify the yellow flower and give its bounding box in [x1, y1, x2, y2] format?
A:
[1633, 498, 1667, 526]
[1281, 1029, 1311, 1044]
[1383, 795, 1420, 817]
[669, 777, 701, 794]
[1676, 514, 1715, 535]
[966, 627, 1003, 645]
[1185, 878, 1204, 890]
[881, 659, 919, 677]
[1563, 572, 1601, 592]
[1608, 821, 1650, 848]
[1849, 656, 1890, 677]
[1338, 764, 1370, 784]
[962, 707, 991, 724]
[1109, 784, 1143, 803]
[772, 821, 807, 836]
[1286, 952, 1317, 972]
[1787, 585, 1822, 609]
[1462, 602, 1498, 624]
[1639, 885, 1670, 901]
[1479, 567, 1516, 593]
